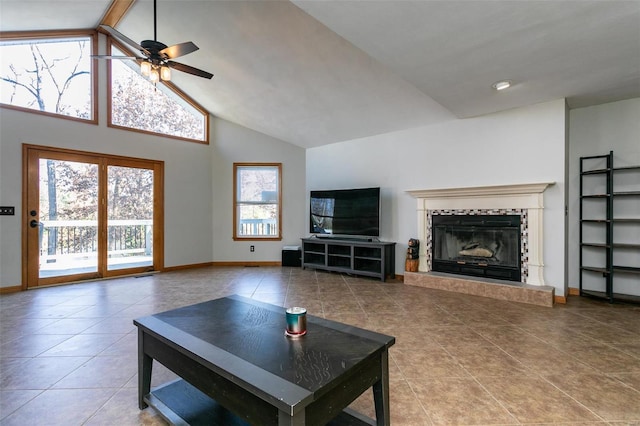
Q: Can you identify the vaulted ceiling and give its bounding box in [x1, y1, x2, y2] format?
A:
[2, 0, 639, 148]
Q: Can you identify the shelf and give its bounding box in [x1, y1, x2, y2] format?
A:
[328, 245, 351, 256]
[579, 191, 640, 198]
[579, 151, 639, 304]
[613, 191, 640, 196]
[581, 168, 610, 175]
[581, 266, 609, 274]
[327, 256, 351, 268]
[302, 238, 396, 281]
[614, 166, 640, 172]
[146, 379, 373, 426]
[613, 243, 640, 249]
[580, 289, 640, 304]
[354, 258, 382, 272]
[581, 243, 610, 248]
[354, 246, 382, 258]
[613, 266, 640, 275]
[581, 266, 640, 275]
[303, 242, 326, 253]
[582, 243, 640, 249]
[303, 252, 325, 266]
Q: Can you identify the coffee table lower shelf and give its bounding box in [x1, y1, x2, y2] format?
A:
[145, 379, 376, 426]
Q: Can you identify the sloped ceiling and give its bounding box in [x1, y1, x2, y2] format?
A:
[1, 0, 639, 148]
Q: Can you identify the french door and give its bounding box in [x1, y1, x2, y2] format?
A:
[23, 145, 164, 288]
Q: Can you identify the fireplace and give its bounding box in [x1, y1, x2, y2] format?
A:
[431, 214, 521, 281]
[406, 182, 554, 287]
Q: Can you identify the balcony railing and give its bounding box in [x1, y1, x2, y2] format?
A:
[238, 218, 278, 236]
[37, 218, 274, 276]
[39, 219, 152, 262]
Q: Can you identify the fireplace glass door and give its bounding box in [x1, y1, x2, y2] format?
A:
[432, 215, 521, 282]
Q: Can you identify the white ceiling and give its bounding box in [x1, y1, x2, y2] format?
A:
[2, 0, 639, 148]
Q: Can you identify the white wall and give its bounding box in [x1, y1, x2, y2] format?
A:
[568, 98, 640, 296]
[307, 99, 568, 295]
[0, 109, 306, 288]
[211, 118, 306, 262]
[0, 106, 215, 287]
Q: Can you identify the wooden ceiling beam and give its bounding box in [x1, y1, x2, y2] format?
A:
[100, 0, 136, 28]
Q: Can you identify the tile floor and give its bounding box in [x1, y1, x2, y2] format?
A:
[1, 266, 639, 425]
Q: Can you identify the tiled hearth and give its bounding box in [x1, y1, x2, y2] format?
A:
[404, 271, 555, 307]
[406, 183, 555, 306]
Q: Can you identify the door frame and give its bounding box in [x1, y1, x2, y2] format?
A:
[22, 144, 164, 289]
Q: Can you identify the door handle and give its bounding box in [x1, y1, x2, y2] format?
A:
[30, 220, 40, 228]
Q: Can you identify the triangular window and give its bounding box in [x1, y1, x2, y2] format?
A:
[1, 32, 96, 122]
[107, 40, 209, 143]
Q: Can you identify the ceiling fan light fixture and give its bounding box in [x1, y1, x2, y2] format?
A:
[160, 66, 171, 81]
[492, 80, 512, 91]
[141, 61, 151, 76]
[149, 68, 160, 84]
[97, 0, 212, 81]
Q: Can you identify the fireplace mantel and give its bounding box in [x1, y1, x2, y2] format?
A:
[406, 182, 553, 200]
[406, 182, 554, 286]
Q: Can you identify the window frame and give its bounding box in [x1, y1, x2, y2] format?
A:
[233, 163, 283, 241]
[106, 37, 210, 144]
[0, 29, 98, 124]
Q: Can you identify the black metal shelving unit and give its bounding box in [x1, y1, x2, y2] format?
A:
[579, 151, 640, 303]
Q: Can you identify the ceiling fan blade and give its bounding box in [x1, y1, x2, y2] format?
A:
[91, 55, 140, 60]
[160, 42, 199, 60]
[100, 25, 150, 57]
[167, 61, 213, 79]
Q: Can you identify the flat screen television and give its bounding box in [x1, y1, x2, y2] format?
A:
[309, 187, 380, 237]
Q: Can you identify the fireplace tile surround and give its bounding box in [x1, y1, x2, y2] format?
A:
[428, 209, 528, 282]
[406, 183, 556, 307]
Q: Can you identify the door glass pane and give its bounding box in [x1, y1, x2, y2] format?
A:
[39, 159, 98, 277]
[107, 166, 153, 270]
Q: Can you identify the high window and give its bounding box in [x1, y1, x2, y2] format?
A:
[234, 163, 282, 240]
[0, 31, 96, 123]
[107, 40, 209, 143]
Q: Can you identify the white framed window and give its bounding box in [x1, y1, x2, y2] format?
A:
[107, 39, 209, 144]
[234, 163, 282, 240]
[0, 31, 96, 123]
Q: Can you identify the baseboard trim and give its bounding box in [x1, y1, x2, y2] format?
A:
[2, 263, 291, 293]
[568, 287, 580, 296]
[163, 261, 282, 272]
[554, 295, 567, 304]
[212, 261, 281, 267]
[0, 285, 22, 294]
[163, 262, 215, 272]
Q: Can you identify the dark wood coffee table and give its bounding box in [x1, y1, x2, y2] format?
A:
[134, 295, 395, 426]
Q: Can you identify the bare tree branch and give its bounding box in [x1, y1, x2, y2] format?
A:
[29, 44, 45, 110]
[1, 63, 42, 105]
[2, 39, 90, 115]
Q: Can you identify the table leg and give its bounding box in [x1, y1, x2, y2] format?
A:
[372, 350, 391, 426]
[138, 329, 153, 410]
[278, 408, 305, 426]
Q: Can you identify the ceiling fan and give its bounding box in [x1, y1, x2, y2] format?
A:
[97, 0, 213, 81]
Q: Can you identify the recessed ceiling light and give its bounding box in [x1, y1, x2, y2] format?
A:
[492, 80, 512, 91]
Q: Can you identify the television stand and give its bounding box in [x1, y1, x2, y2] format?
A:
[301, 238, 396, 281]
[313, 235, 377, 242]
